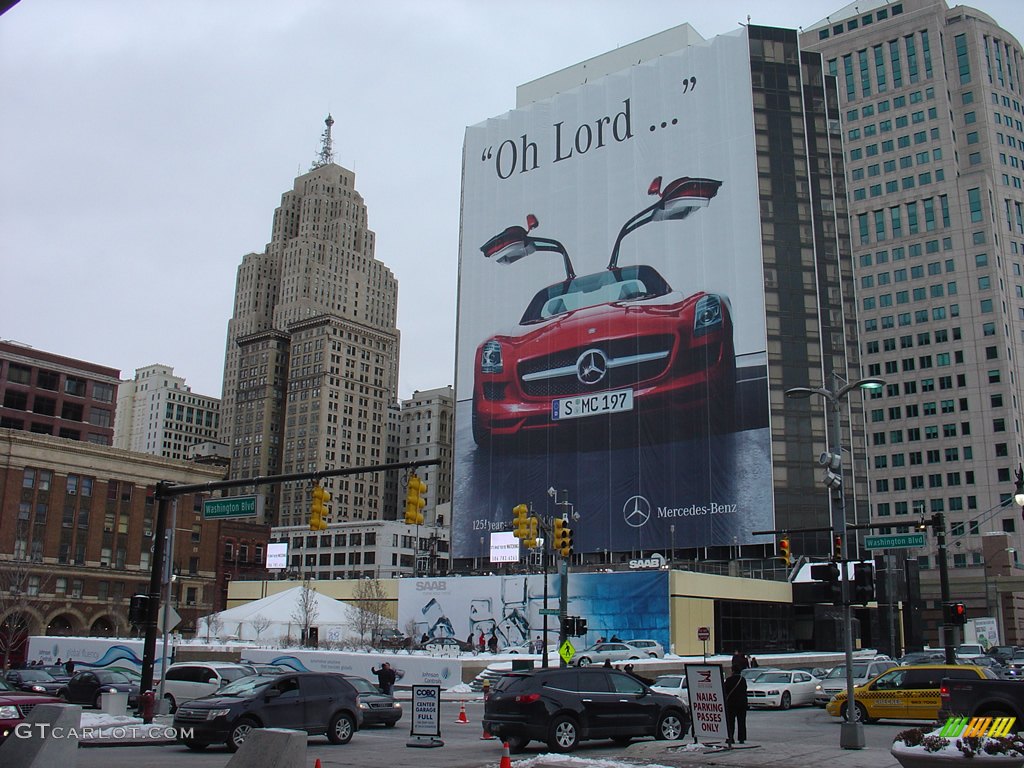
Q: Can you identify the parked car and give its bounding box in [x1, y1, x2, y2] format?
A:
[0, 679, 62, 743]
[58, 669, 139, 709]
[375, 629, 410, 650]
[38, 665, 71, 683]
[252, 664, 290, 677]
[746, 670, 820, 710]
[814, 658, 898, 706]
[650, 674, 689, 711]
[624, 639, 665, 658]
[571, 642, 641, 667]
[825, 664, 997, 723]
[483, 666, 689, 753]
[342, 675, 402, 727]
[472, 175, 735, 448]
[899, 650, 948, 666]
[986, 645, 1017, 664]
[4, 669, 64, 695]
[940, 674, 1024, 724]
[957, 644, 986, 660]
[172, 671, 362, 752]
[161, 661, 257, 711]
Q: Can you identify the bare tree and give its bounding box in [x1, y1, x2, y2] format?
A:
[291, 583, 320, 646]
[250, 613, 272, 643]
[0, 526, 53, 671]
[347, 578, 390, 645]
[204, 613, 224, 643]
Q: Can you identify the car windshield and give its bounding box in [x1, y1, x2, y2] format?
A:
[654, 676, 684, 687]
[220, 668, 251, 683]
[755, 673, 790, 684]
[18, 670, 57, 682]
[95, 671, 133, 684]
[345, 677, 379, 694]
[520, 265, 670, 324]
[0, 679, 16, 692]
[826, 664, 870, 679]
[217, 676, 273, 697]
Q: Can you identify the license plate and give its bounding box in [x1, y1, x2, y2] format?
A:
[551, 389, 634, 421]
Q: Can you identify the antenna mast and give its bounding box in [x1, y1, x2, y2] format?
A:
[310, 113, 335, 170]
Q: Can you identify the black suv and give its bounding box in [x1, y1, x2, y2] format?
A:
[483, 667, 689, 753]
[172, 672, 361, 752]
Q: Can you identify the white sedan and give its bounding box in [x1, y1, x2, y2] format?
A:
[571, 642, 642, 666]
[746, 670, 820, 709]
[624, 639, 665, 658]
[650, 674, 689, 711]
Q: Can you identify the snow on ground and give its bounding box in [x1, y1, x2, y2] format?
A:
[77, 711, 177, 743]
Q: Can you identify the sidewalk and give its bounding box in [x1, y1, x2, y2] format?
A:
[617, 737, 903, 768]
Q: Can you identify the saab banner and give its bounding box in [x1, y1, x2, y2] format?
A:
[453, 28, 773, 558]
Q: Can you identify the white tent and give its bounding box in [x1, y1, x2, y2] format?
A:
[196, 586, 361, 645]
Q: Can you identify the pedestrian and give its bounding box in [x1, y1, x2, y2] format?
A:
[421, 632, 429, 644]
[55, 657, 62, 668]
[730, 648, 749, 672]
[478, 632, 486, 654]
[724, 666, 748, 745]
[749, 656, 758, 668]
[371, 661, 397, 695]
[597, 636, 607, 643]
[534, 636, 543, 654]
[487, 631, 498, 654]
[603, 658, 612, 668]
[610, 634, 622, 642]
[65, 659, 75, 675]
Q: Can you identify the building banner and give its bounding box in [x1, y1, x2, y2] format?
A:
[454, 29, 772, 559]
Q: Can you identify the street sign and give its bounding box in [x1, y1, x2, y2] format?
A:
[539, 608, 560, 616]
[697, 626, 710, 641]
[864, 533, 926, 549]
[158, 606, 181, 633]
[559, 640, 575, 665]
[203, 495, 260, 519]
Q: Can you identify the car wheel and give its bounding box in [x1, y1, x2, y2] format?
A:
[507, 735, 530, 753]
[842, 702, 873, 724]
[548, 716, 580, 753]
[980, 708, 1016, 723]
[327, 712, 355, 745]
[780, 691, 791, 710]
[183, 740, 208, 751]
[383, 721, 396, 728]
[648, 653, 658, 658]
[656, 711, 686, 741]
[164, 693, 177, 714]
[577, 657, 591, 667]
[227, 717, 258, 752]
[629, 656, 640, 660]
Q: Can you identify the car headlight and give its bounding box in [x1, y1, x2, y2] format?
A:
[815, 684, 823, 691]
[105, 687, 118, 694]
[206, 708, 232, 720]
[0, 706, 19, 718]
[358, 702, 369, 710]
[392, 702, 402, 709]
[766, 690, 780, 696]
[30, 685, 46, 692]
[480, 340, 503, 374]
[693, 295, 723, 336]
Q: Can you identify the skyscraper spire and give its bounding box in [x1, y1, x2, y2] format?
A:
[310, 113, 335, 170]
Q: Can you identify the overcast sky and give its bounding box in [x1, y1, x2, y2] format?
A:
[3, 0, 1022, 400]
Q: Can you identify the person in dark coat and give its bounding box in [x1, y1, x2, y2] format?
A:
[723, 666, 748, 745]
[730, 649, 749, 672]
[487, 632, 498, 654]
[64, 659, 75, 675]
[371, 662, 397, 695]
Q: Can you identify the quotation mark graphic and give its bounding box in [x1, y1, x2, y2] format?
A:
[681, 76, 697, 93]
[481, 147, 493, 162]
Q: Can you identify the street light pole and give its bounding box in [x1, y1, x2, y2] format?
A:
[786, 372, 884, 751]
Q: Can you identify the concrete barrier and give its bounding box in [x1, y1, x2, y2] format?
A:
[0, 703, 81, 767]
[225, 728, 306, 768]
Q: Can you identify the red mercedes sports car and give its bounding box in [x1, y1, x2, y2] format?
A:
[471, 176, 736, 447]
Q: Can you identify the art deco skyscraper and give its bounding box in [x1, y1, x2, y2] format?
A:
[220, 116, 399, 526]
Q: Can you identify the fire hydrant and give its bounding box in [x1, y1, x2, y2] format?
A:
[140, 689, 156, 723]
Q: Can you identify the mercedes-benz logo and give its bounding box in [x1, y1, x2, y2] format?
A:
[576, 348, 608, 385]
[623, 495, 651, 528]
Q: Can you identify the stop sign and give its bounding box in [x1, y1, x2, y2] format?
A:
[697, 626, 710, 641]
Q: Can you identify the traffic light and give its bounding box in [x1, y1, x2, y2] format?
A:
[554, 517, 573, 558]
[944, 601, 968, 626]
[818, 451, 843, 492]
[809, 562, 842, 605]
[404, 474, 426, 525]
[560, 616, 588, 637]
[778, 536, 792, 566]
[852, 562, 875, 605]
[128, 594, 150, 625]
[833, 535, 843, 561]
[512, 503, 530, 538]
[310, 484, 330, 531]
[523, 516, 539, 549]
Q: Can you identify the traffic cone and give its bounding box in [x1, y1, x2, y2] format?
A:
[481, 718, 496, 740]
[499, 741, 512, 768]
[314, 760, 322, 768]
[456, 701, 469, 723]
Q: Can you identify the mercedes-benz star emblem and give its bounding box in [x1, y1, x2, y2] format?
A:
[623, 495, 651, 528]
[576, 348, 608, 385]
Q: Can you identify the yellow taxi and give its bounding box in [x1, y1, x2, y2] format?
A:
[825, 664, 996, 723]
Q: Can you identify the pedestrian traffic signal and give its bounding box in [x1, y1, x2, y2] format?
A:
[512, 503, 530, 539]
[778, 536, 792, 566]
[809, 562, 842, 605]
[944, 601, 968, 626]
[818, 451, 843, 492]
[404, 474, 426, 525]
[554, 517, 573, 557]
[128, 594, 150, 625]
[852, 562, 875, 605]
[833, 535, 843, 561]
[310, 485, 330, 531]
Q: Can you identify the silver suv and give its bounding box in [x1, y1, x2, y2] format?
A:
[813, 658, 897, 706]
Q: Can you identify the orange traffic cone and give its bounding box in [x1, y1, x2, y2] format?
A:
[456, 701, 469, 723]
[314, 760, 322, 768]
[499, 741, 512, 768]
[481, 718, 496, 740]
